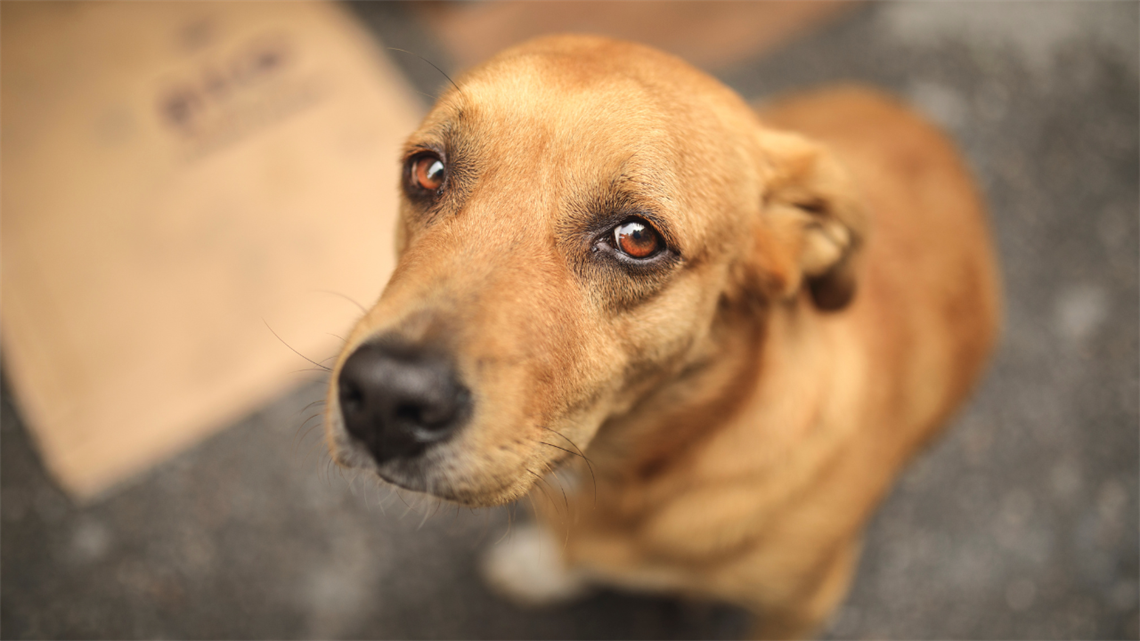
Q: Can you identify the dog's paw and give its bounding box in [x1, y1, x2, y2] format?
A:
[481, 524, 589, 607]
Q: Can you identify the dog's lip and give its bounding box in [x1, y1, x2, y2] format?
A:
[330, 401, 574, 504]
[373, 463, 524, 506]
[371, 437, 555, 505]
[373, 468, 424, 493]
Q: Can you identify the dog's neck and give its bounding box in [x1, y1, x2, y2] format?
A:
[576, 296, 860, 524]
[587, 298, 782, 481]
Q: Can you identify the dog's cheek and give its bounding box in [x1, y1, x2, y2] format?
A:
[454, 275, 616, 462]
[395, 212, 410, 257]
[519, 302, 621, 426]
[604, 269, 724, 408]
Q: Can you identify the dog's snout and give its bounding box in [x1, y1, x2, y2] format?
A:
[337, 340, 472, 464]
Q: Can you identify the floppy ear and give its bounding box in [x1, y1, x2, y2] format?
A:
[751, 129, 867, 311]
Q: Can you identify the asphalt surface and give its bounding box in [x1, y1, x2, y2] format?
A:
[3, 3, 1137, 639]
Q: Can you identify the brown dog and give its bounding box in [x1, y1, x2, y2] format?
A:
[323, 35, 1000, 639]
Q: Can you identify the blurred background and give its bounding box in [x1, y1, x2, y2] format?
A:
[2, 2, 1137, 639]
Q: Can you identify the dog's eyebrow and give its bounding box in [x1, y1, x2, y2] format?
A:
[569, 168, 681, 251]
[402, 125, 454, 160]
[402, 102, 471, 160]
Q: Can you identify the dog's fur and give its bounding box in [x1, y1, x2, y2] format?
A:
[324, 35, 1000, 638]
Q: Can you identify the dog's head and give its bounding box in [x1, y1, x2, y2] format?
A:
[324, 35, 865, 506]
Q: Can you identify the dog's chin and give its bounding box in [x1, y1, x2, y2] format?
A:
[432, 477, 535, 507]
[328, 435, 540, 508]
[371, 465, 535, 508]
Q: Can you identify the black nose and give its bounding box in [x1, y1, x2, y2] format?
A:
[337, 339, 472, 465]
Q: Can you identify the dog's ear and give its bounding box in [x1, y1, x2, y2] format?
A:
[749, 129, 867, 311]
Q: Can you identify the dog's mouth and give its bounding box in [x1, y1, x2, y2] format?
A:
[326, 353, 583, 508]
[331, 428, 577, 506]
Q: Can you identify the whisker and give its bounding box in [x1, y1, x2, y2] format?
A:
[535, 441, 577, 459]
[496, 503, 514, 545]
[383, 486, 401, 512]
[264, 319, 331, 371]
[292, 413, 324, 454]
[553, 470, 569, 514]
[311, 289, 368, 315]
[417, 497, 438, 530]
[540, 427, 597, 506]
[387, 47, 463, 96]
[525, 468, 570, 525]
[532, 457, 570, 519]
[525, 493, 539, 524]
[546, 462, 571, 520]
[396, 489, 414, 517]
[291, 367, 333, 376]
[471, 508, 492, 550]
[299, 398, 327, 414]
[297, 411, 322, 430]
[525, 468, 553, 506]
[378, 483, 392, 513]
[297, 421, 322, 444]
[293, 411, 321, 439]
[345, 468, 359, 497]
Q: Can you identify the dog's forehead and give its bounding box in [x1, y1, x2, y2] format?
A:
[430, 55, 678, 162]
[406, 41, 764, 255]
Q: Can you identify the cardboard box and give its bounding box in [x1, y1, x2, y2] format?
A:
[1, 1, 421, 500]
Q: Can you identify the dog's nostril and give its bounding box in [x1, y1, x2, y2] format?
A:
[336, 339, 472, 465]
[396, 402, 446, 428]
[339, 380, 364, 414]
[394, 403, 419, 423]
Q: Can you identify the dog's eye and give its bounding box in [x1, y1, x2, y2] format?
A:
[410, 153, 446, 192]
[613, 219, 663, 259]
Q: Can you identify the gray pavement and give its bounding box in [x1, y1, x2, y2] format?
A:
[3, 3, 1137, 639]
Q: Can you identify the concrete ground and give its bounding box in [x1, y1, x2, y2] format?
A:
[3, 2, 1137, 639]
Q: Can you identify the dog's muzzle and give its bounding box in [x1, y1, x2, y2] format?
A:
[336, 338, 473, 465]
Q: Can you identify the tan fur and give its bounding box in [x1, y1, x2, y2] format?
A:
[323, 35, 1000, 639]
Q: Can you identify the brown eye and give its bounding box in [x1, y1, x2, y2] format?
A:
[614, 219, 663, 259]
[411, 154, 446, 192]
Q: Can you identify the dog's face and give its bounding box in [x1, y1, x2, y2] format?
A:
[324, 36, 863, 506]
